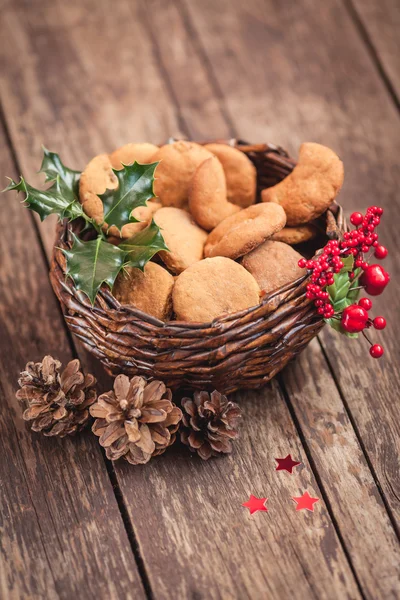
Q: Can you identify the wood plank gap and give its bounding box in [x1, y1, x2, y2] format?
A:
[104, 459, 155, 600]
[277, 371, 367, 600]
[137, 0, 189, 138]
[315, 336, 400, 541]
[342, 0, 400, 112]
[0, 97, 155, 600]
[173, 0, 238, 136]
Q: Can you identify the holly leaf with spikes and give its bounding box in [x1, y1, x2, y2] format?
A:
[3, 176, 86, 222]
[63, 234, 126, 304]
[325, 254, 361, 337]
[39, 147, 81, 202]
[119, 220, 169, 270]
[100, 162, 158, 233]
[3, 148, 86, 222]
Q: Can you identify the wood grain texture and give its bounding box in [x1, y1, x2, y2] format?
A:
[136, 0, 400, 596]
[1, 0, 400, 597]
[119, 382, 361, 600]
[0, 125, 144, 599]
[348, 0, 400, 104]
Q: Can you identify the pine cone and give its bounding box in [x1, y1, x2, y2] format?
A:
[180, 390, 242, 460]
[90, 375, 182, 465]
[16, 355, 97, 437]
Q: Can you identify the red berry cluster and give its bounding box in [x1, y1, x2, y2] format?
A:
[298, 206, 390, 358]
[299, 239, 343, 318]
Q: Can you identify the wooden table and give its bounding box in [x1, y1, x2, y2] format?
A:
[1, 1, 399, 598]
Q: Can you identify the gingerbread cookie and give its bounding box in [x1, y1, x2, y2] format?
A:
[154, 207, 207, 274]
[151, 141, 213, 208]
[109, 143, 159, 169]
[271, 224, 317, 245]
[79, 153, 157, 239]
[113, 262, 174, 321]
[173, 257, 260, 322]
[189, 156, 241, 231]
[204, 203, 286, 259]
[242, 241, 306, 294]
[261, 142, 344, 226]
[205, 143, 256, 208]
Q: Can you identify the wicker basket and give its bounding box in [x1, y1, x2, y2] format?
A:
[49, 140, 345, 395]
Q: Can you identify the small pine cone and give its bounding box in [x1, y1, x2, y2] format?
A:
[90, 375, 182, 465]
[180, 390, 242, 460]
[16, 355, 97, 437]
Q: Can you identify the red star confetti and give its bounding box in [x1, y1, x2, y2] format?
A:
[275, 454, 301, 474]
[292, 491, 319, 512]
[242, 495, 268, 515]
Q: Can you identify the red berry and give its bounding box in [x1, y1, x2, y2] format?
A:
[350, 212, 363, 226]
[370, 344, 384, 358]
[358, 298, 372, 311]
[298, 258, 307, 268]
[360, 264, 390, 296]
[341, 305, 369, 333]
[374, 245, 388, 259]
[373, 317, 386, 330]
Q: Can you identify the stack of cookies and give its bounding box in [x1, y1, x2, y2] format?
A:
[79, 140, 344, 323]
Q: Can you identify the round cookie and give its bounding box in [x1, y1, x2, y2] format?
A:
[154, 207, 208, 274]
[189, 156, 241, 231]
[109, 143, 159, 169]
[261, 142, 344, 226]
[113, 262, 174, 321]
[204, 143, 256, 208]
[242, 241, 306, 294]
[79, 153, 157, 239]
[173, 257, 260, 322]
[271, 224, 317, 245]
[204, 203, 286, 259]
[151, 141, 213, 208]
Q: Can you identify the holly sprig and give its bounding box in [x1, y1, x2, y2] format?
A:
[3, 149, 167, 304]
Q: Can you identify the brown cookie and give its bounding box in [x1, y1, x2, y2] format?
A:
[109, 143, 159, 169]
[154, 207, 208, 274]
[113, 262, 174, 321]
[204, 143, 256, 208]
[79, 153, 157, 239]
[271, 224, 317, 245]
[188, 156, 241, 231]
[151, 141, 213, 208]
[173, 257, 260, 322]
[261, 142, 344, 226]
[204, 203, 286, 259]
[242, 240, 306, 294]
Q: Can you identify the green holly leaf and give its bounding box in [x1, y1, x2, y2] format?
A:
[63, 234, 125, 304]
[3, 176, 85, 222]
[100, 162, 158, 233]
[120, 220, 169, 270]
[325, 255, 361, 337]
[39, 147, 81, 201]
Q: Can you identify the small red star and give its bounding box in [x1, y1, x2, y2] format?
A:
[275, 454, 301, 474]
[292, 491, 319, 512]
[242, 495, 268, 515]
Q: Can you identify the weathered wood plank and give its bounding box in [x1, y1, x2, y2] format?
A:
[0, 123, 144, 598]
[348, 0, 400, 105]
[0, 0, 364, 598]
[137, 0, 400, 596]
[119, 382, 361, 600]
[179, 0, 400, 517]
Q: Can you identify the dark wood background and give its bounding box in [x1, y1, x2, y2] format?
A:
[0, 0, 399, 598]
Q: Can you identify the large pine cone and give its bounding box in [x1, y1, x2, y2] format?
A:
[16, 355, 97, 437]
[180, 390, 242, 460]
[90, 375, 182, 465]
